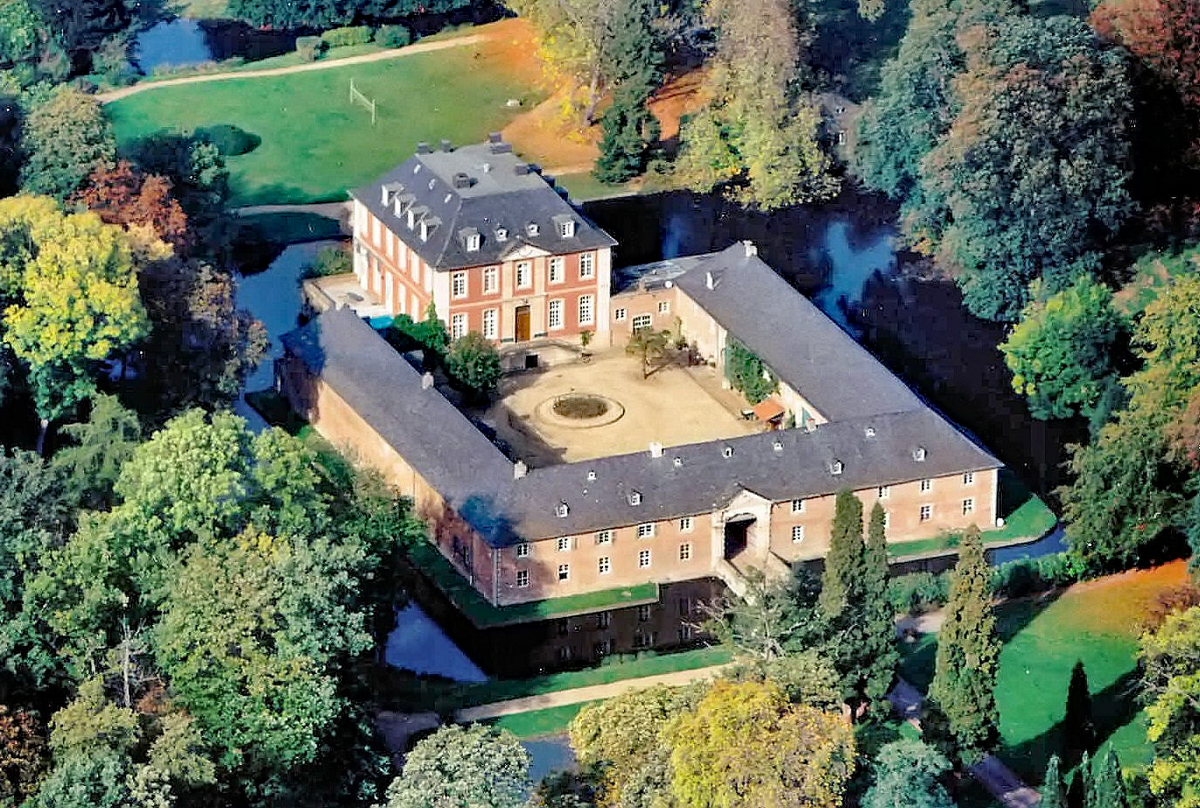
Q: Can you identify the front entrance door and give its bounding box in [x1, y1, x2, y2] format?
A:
[515, 305, 531, 342]
[724, 517, 754, 560]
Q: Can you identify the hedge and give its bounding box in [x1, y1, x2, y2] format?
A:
[320, 25, 373, 47]
[888, 552, 1091, 616]
[375, 24, 411, 48]
[295, 36, 325, 61]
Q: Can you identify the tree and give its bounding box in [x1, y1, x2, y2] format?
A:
[863, 738, 953, 808]
[0, 196, 148, 451]
[928, 527, 1000, 759]
[820, 490, 863, 619]
[724, 651, 844, 712]
[19, 87, 115, 200]
[1064, 660, 1096, 765]
[380, 724, 530, 808]
[1000, 278, 1128, 420]
[862, 502, 899, 707]
[0, 704, 48, 806]
[51, 394, 141, 509]
[445, 331, 501, 402]
[592, 0, 663, 183]
[1041, 755, 1067, 808]
[594, 87, 661, 183]
[72, 161, 191, 254]
[674, 0, 838, 210]
[724, 338, 776, 404]
[626, 327, 671, 378]
[665, 680, 855, 808]
[699, 566, 822, 661]
[1089, 749, 1128, 808]
[1092, 0, 1200, 114]
[1139, 604, 1200, 807]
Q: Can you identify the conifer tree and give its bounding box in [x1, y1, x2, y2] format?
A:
[1088, 749, 1128, 808]
[1064, 659, 1096, 766]
[863, 501, 899, 706]
[928, 526, 1000, 759]
[1041, 755, 1067, 808]
[592, 0, 662, 183]
[1071, 750, 1093, 808]
[820, 490, 864, 619]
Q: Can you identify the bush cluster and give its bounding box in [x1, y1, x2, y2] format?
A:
[887, 572, 948, 615]
[295, 36, 326, 61]
[888, 552, 1090, 615]
[375, 24, 411, 48]
[320, 25, 373, 47]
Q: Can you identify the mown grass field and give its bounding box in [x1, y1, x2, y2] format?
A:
[900, 561, 1189, 786]
[108, 23, 546, 206]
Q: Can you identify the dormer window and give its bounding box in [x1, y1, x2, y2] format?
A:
[587, 470, 596, 481]
[406, 209, 415, 229]
[428, 178, 436, 190]
[558, 220, 575, 238]
[419, 221, 430, 241]
[722, 446, 733, 458]
[913, 446, 927, 462]
[527, 222, 539, 237]
[495, 227, 508, 242]
[865, 427, 876, 438]
[466, 234, 480, 251]
[673, 457, 683, 468]
[830, 459, 844, 475]
[773, 440, 783, 452]
[460, 228, 481, 252]
[556, 502, 569, 518]
[629, 490, 642, 506]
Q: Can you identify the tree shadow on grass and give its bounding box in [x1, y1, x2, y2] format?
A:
[999, 667, 1143, 784]
[995, 589, 1064, 644]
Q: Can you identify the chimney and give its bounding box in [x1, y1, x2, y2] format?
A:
[416, 141, 431, 154]
[705, 271, 716, 291]
[489, 142, 513, 155]
[452, 172, 472, 189]
[649, 441, 663, 458]
[440, 139, 453, 152]
[513, 461, 528, 480]
[744, 240, 758, 258]
[421, 372, 434, 390]
[487, 132, 502, 144]
[513, 162, 530, 176]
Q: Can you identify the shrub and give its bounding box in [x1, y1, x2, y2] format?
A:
[445, 332, 501, 403]
[320, 26, 372, 47]
[990, 552, 1087, 599]
[375, 24, 411, 48]
[301, 245, 351, 279]
[194, 124, 261, 156]
[295, 36, 325, 62]
[725, 337, 776, 404]
[888, 572, 949, 615]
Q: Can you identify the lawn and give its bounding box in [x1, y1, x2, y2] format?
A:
[108, 25, 547, 206]
[487, 700, 599, 738]
[899, 561, 1190, 786]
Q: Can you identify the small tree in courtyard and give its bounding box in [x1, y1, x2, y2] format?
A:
[929, 526, 1000, 760]
[626, 328, 671, 378]
[445, 332, 501, 403]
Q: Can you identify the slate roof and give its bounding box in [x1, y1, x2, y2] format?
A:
[282, 305, 1000, 547]
[671, 243, 925, 420]
[350, 141, 617, 272]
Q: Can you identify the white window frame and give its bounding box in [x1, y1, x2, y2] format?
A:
[791, 499, 805, 513]
[556, 536, 571, 552]
[680, 516, 693, 533]
[614, 307, 627, 322]
[658, 300, 670, 314]
[465, 234, 481, 252]
[920, 478, 933, 493]
[962, 498, 975, 515]
[558, 220, 575, 238]
[598, 556, 611, 575]
[579, 252, 595, 279]
[883, 511, 890, 530]
[515, 543, 529, 558]
[549, 256, 565, 284]
[579, 294, 595, 326]
[920, 504, 933, 522]
[637, 523, 655, 538]
[595, 530, 612, 545]
[451, 272, 467, 299]
[638, 549, 651, 569]
[516, 570, 529, 588]
[548, 299, 564, 330]
[482, 308, 498, 340]
[963, 471, 975, 485]
[483, 266, 498, 294]
[878, 486, 891, 499]
[632, 314, 652, 331]
[792, 525, 805, 543]
[557, 563, 570, 582]
[451, 313, 467, 340]
[516, 261, 532, 289]
[679, 543, 692, 561]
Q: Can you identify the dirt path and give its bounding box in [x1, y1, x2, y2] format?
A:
[234, 201, 351, 219]
[97, 33, 486, 103]
[453, 662, 731, 723]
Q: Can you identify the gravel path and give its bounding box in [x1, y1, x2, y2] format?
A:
[97, 34, 486, 103]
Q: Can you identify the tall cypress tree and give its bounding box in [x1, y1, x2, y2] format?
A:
[1041, 755, 1067, 808]
[929, 526, 1000, 759]
[1088, 749, 1128, 808]
[1064, 659, 1096, 766]
[592, 0, 663, 183]
[820, 490, 865, 618]
[863, 502, 899, 707]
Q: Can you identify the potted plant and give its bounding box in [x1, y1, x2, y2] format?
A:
[580, 329, 594, 362]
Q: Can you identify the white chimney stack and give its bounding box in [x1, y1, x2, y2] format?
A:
[744, 240, 757, 258]
[513, 461, 528, 480]
[421, 372, 434, 390]
[705, 271, 715, 291]
[649, 442, 664, 458]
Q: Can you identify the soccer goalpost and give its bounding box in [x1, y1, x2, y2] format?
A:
[349, 78, 377, 126]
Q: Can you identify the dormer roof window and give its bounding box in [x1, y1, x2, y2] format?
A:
[628, 490, 642, 506]
[556, 501, 569, 518]
[913, 446, 927, 462]
[554, 215, 576, 238]
[461, 228, 481, 252]
[380, 181, 403, 206]
[495, 227, 508, 242]
[830, 459, 844, 475]
[865, 426, 876, 438]
[526, 222, 539, 237]
[773, 440, 784, 452]
[419, 215, 440, 242]
[673, 457, 683, 468]
[722, 446, 733, 458]
[586, 470, 596, 481]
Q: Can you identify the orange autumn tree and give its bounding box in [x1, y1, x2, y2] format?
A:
[1092, 0, 1200, 113]
[72, 161, 191, 254]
